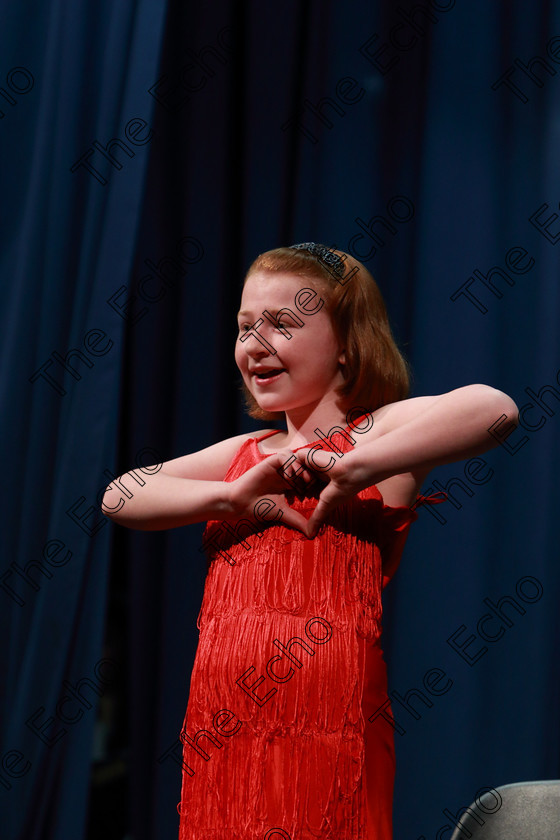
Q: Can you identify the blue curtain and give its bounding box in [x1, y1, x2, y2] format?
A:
[2, 1, 559, 839]
[0, 1, 169, 838]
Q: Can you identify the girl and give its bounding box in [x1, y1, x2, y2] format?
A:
[103, 243, 519, 840]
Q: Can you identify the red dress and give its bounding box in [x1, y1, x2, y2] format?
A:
[178, 428, 444, 840]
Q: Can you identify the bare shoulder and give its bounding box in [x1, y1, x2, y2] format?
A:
[159, 429, 277, 481]
[350, 395, 442, 453]
[352, 385, 510, 506]
[374, 473, 421, 509]
[363, 384, 515, 437]
[353, 396, 444, 508]
[364, 394, 443, 437]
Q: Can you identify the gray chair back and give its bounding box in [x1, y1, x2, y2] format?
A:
[449, 781, 560, 839]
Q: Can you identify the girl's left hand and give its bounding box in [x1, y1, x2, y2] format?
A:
[293, 448, 372, 539]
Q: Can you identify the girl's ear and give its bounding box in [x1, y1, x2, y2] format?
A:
[339, 349, 346, 365]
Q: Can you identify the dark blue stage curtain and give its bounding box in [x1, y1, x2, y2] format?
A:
[1, 1, 559, 839]
[0, 1, 169, 838]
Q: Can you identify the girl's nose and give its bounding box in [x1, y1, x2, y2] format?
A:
[239, 320, 278, 358]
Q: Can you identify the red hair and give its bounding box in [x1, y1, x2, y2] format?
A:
[240, 246, 410, 421]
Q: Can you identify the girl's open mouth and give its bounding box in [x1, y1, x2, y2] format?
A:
[253, 368, 286, 384]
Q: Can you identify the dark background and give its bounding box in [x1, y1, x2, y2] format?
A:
[1, 1, 559, 838]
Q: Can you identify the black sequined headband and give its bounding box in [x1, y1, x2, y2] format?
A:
[289, 242, 346, 279]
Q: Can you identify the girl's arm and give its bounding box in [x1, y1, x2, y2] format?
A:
[297, 384, 519, 535]
[355, 383, 518, 482]
[102, 431, 260, 530]
[103, 472, 235, 531]
[102, 430, 311, 533]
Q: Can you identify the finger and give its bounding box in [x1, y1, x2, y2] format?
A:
[305, 508, 326, 540]
[291, 450, 327, 489]
[275, 505, 311, 536]
[306, 490, 342, 538]
[272, 450, 316, 494]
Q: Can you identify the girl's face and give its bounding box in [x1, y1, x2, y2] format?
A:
[235, 271, 346, 419]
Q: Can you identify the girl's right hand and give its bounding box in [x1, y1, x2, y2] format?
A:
[226, 450, 319, 537]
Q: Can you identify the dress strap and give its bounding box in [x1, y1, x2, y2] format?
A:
[254, 429, 283, 443]
[411, 490, 448, 510]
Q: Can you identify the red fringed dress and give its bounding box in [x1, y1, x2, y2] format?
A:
[177, 428, 444, 840]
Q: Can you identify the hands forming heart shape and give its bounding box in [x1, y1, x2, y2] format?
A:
[227, 447, 370, 540]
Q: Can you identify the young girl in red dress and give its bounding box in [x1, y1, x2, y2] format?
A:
[104, 243, 519, 840]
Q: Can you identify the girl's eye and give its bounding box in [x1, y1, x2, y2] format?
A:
[237, 320, 295, 332]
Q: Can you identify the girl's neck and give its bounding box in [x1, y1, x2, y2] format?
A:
[281, 400, 350, 449]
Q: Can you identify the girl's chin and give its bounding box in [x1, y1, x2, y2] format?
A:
[254, 397, 287, 412]
[252, 392, 294, 412]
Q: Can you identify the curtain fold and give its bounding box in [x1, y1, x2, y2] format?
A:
[1, 2, 169, 839]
